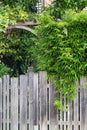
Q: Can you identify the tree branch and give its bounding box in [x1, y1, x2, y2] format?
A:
[7, 25, 38, 36]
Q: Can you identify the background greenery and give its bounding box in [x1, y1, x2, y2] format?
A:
[0, 0, 37, 76]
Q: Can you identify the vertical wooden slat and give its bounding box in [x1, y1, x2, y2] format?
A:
[80, 77, 87, 130]
[20, 75, 27, 130]
[7, 75, 9, 130]
[80, 78, 84, 130]
[34, 73, 38, 130]
[64, 97, 66, 130]
[60, 94, 63, 130]
[3, 76, 7, 130]
[68, 100, 72, 130]
[39, 71, 47, 130]
[29, 72, 34, 130]
[66, 97, 69, 129]
[11, 78, 18, 130]
[0, 78, 2, 130]
[49, 83, 57, 130]
[74, 81, 79, 130]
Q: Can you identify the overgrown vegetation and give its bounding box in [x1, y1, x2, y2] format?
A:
[45, 0, 87, 18]
[0, 1, 37, 76]
[0, 0, 37, 12]
[34, 9, 87, 107]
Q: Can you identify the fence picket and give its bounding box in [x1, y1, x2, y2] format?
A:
[49, 83, 57, 130]
[29, 72, 34, 130]
[3, 76, 7, 130]
[11, 78, 18, 130]
[39, 71, 47, 130]
[0, 78, 2, 130]
[74, 81, 79, 130]
[80, 78, 87, 130]
[34, 73, 38, 130]
[68, 100, 72, 130]
[7, 75, 9, 130]
[20, 75, 27, 130]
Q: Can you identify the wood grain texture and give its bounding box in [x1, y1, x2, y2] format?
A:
[34, 73, 38, 129]
[11, 78, 18, 130]
[1, 73, 87, 130]
[20, 75, 27, 130]
[29, 72, 34, 130]
[3, 76, 7, 130]
[80, 78, 87, 130]
[7, 75, 9, 130]
[74, 81, 79, 130]
[39, 71, 47, 130]
[49, 83, 57, 130]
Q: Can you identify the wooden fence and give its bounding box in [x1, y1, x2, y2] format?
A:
[0, 71, 87, 130]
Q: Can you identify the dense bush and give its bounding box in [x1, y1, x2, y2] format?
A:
[45, 0, 87, 18]
[0, 2, 37, 76]
[34, 10, 87, 107]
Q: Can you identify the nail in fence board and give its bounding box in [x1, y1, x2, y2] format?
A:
[0, 78, 2, 130]
[11, 78, 18, 130]
[29, 72, 34, 130]
[39, 71, 47, 130]
[20, 75, 27, 130]
[49, 83, 57, 130]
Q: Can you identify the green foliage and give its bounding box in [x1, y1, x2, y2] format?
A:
[44, 0, 87, 18]
[0, 3, 29, 33]
[1, 30, 36, 76]
[0, 62, 10, 77]
[34, 11, 87, 109]
[1, 0, 38, 13]
[0, 2, 37, 76]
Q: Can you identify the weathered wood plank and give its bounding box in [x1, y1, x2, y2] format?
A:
[34, 73, 38, 130]
[49, 83, 57, 130]
[3, 76, 7, 130]
[68, 100, 72, 130]
[79, 79, 84, 130]
[64, 97, 66, 130]
[80, 77, 87, 130]
[60, 93, 63, 129]
[74, 81, 79, 130]
[11, 78, 18, 130]
[29, 72, 34, 130]
[20, 75, 27, 130]
[39, 71, 47, 130]
[0, 78, 2, 130]
[7, 75, 9, 130]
